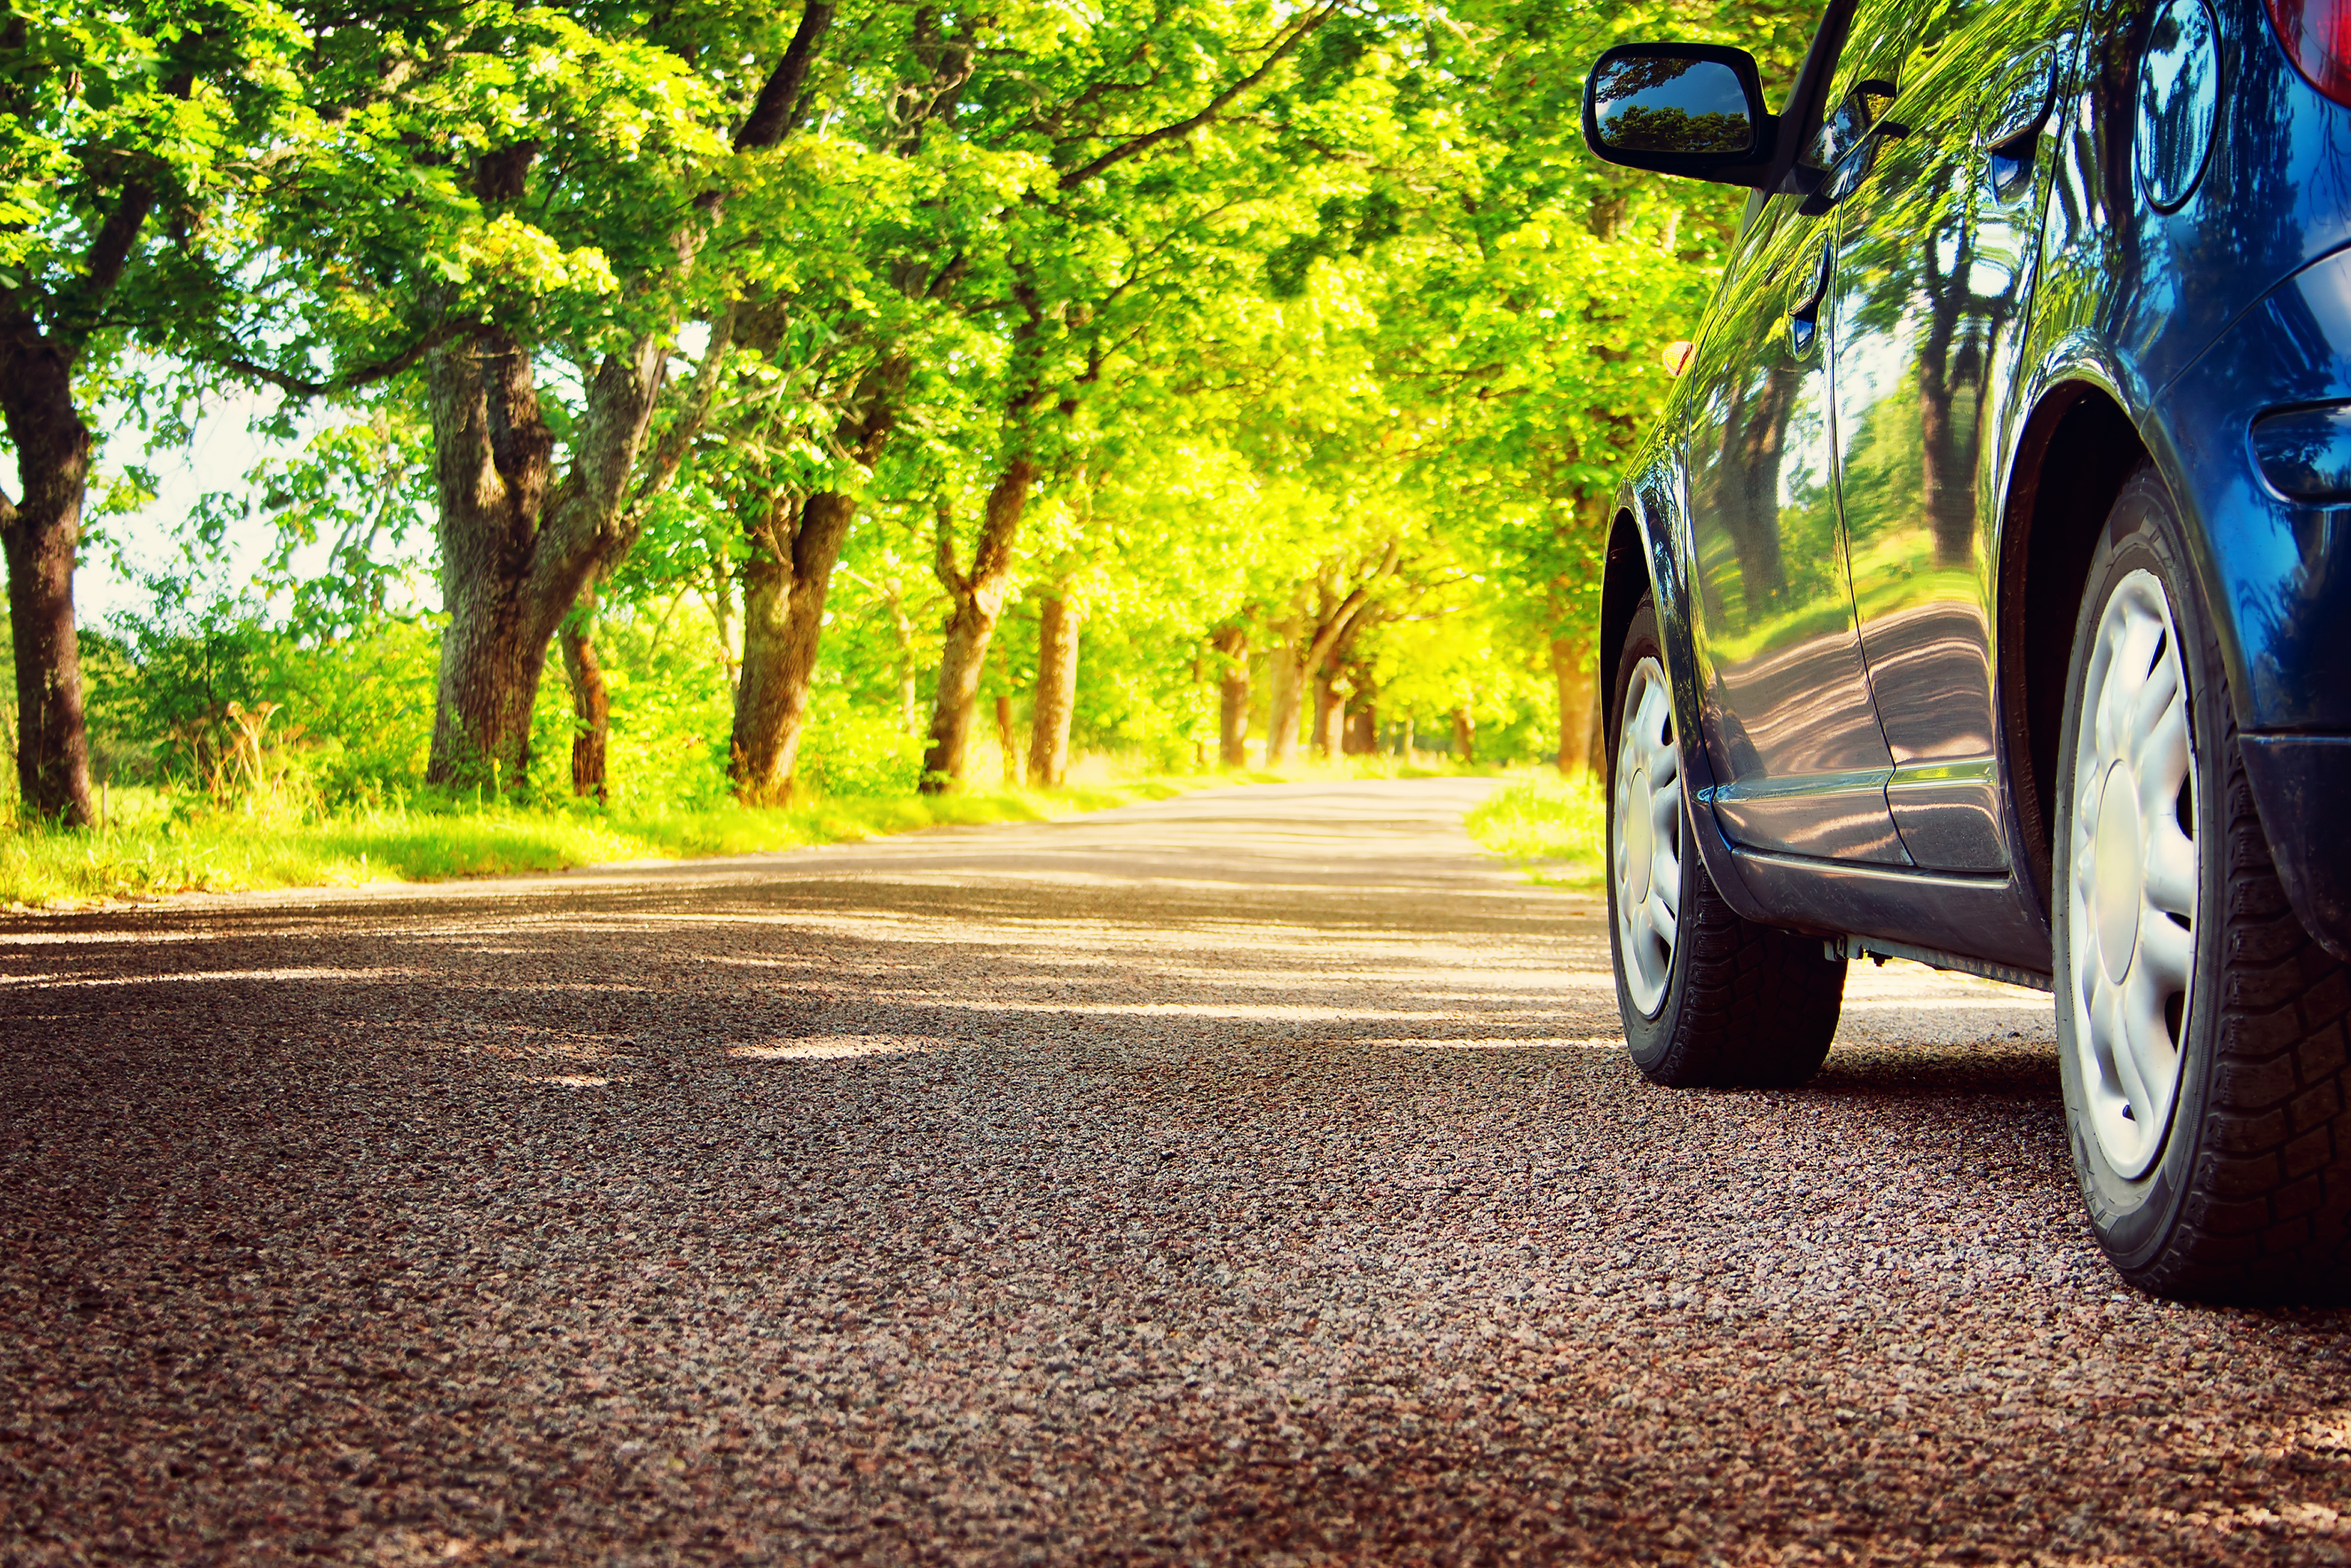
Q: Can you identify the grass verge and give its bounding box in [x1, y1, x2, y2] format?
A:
[1, 757, 1494, 908]
[1464, 767, 1605, 892]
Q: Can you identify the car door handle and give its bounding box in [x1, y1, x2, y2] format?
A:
[1786, 238, 1833, 358]
[1981, 43, 2060, 197]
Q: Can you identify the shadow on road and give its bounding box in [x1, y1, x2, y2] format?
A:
[5, 779, 2349, 1566]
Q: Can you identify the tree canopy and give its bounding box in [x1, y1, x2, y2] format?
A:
[4, 0, 1822, 820]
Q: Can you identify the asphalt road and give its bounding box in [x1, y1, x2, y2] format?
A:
[5, 777, 2350, 1567]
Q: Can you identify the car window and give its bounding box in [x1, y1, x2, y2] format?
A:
[1797, 0, 1982, 174]
[1826, 3, 1923, 103]
[1828, 0, 1982, 115]
[1798, 4, 1909, 172]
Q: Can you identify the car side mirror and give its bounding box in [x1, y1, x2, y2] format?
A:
[1583, 43, 1779, 187]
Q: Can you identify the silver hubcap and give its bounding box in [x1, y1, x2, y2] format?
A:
[1613, 658, 1682, 1015]
[2066, 568, 2199, 1178]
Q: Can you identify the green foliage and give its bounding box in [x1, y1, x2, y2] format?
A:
[19, 0, 1832, 879]
[1, 0, 307, 343]
[0, 774, 1215, 907]
[794, 690, 926, 798]
[1466, 769, 1607, 889]
[88, 577, 438, 804]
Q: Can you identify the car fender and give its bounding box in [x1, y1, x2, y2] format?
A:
[1609, 451, 1780, 930]
[2008, 330, 2251, 722]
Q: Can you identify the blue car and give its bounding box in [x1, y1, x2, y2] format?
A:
[1584, 0, 2351, 1299]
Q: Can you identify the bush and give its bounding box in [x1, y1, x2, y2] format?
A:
[794, 688, 924, 796]
[1465, 767, 1605, 888]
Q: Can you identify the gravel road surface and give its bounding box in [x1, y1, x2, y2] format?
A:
[6, 777, 2351, 1567]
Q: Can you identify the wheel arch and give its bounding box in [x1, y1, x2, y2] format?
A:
[1598, 505, 1650, 753]
[1996, 380, 2152, 910]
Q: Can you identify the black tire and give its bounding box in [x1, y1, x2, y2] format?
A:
[1607, 598, 1845, 1089]
[2056, 467, 2351, 1302]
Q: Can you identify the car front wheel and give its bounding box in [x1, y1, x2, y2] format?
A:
[1608, 597, 1845, 1089]
[2056, 465, 2351, 1300]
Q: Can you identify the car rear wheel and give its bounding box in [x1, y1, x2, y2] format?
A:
[2056, 466, 2351, 1300]
[1608, 598, 1845, 1088]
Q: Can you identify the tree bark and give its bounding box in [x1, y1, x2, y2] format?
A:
[1028, 593, 1080, 787]
[729, 491, 855, 804]
[0, 368, 94, 824]
[1551, 633, 1596, 774]
[1265, 634, 1303, 764]
[560, 576, 610, 801]
[1267, 543, 1398, 766]
[1211, 625, 1250, 767]
[1343, 664, 1376, 755]
[1312, 664, 1344, 759]
[995, 692, 1018, 786]
[423, 323, 669, 791]
[1450, 706, 1477, 763]
[923, 460, 1035, 790]
[0, 321, 98, 824]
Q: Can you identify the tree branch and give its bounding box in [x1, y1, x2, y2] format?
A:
[81, 179, 158, 310]
[218, 322, 465, 399]
[932, 499, 967, 597]
[737, 0, 836, 152]
[1056, 4, 1339, 191]
[624, 300, 739, 523]
[57, 64, 197, 351]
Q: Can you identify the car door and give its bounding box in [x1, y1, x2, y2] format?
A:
[1681, 185, 1909, 866]
[1826, 0, 2076, 871]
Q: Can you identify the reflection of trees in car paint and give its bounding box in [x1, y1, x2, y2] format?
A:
[1817, 0, 2073, 870]
[1682, 189, 1899, 859]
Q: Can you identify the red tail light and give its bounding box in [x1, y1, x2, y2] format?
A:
[2269, 0, 2351, 108]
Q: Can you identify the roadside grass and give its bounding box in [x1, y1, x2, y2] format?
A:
[1465, 767, 1606, 892]
[0, 754, 1498, 908]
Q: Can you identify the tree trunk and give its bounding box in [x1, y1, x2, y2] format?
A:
[1267, 543, 1398, 767]
[1028, 593, 1080, 787]
[724, 355, 903, 802]
[1450, 706, 1477, 763]
[424, 326, 668, 791]
[923, 460, 1035, 790]
[1265, 638, 1303, 764]
[730, 491, 856, 804]
[1211, 625, 1249, 767]
[1312, 665, 1344, 758]
[1551, 633, 1596, 775]
[560, 576, 610, 801]
[1344, 666, 1376, 755]
[341, 15, 824, 797]
[0, 333, 95, 824]
[995, 692, 1018, 786]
